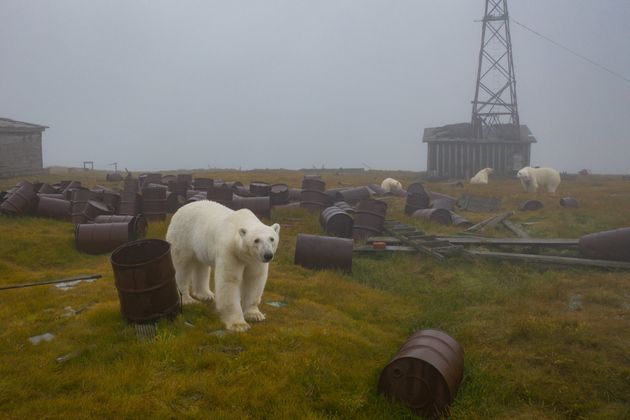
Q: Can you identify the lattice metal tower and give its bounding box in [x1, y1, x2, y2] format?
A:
[471, 0, 520, 141]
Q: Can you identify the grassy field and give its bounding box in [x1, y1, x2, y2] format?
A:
[1, 169, 629, 419]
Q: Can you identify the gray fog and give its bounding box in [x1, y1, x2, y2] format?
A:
[1, 1, 629, 173]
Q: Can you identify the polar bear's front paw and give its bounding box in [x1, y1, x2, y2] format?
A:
[226, 321, 251, 332]
[191, 289, 215, 303]
[181, 294, 196, 305]
[244, 309, 266, 322]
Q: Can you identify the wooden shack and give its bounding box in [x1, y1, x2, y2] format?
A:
[0, 118, 48, 178]
[423, 122, 536, 179]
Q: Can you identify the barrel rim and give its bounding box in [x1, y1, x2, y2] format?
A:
[111, 238, 172, 268]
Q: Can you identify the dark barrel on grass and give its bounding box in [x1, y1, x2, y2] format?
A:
[294, 234, 353, 273]
[378, 329, 464, 418]
[519, 200, 543, 211]
[412, 208, 453, 226]
[232, 196, 272, 219]
[0, 181, 38, 216]
[352, 199, 388, 241]
[320, 206, 354, 238]
[405, 192, 430, 216]
[36, 196, 71, 220]
[270, 183, 290, 205]
[94, 214, 148, 239]
[335, 186, 371, 204]
[75, 222, 135, 254]
[249, 181, 271, 197]
[111, 239, 181, 323]
[560, 197, 579, 208]
[579, 227, 630, 262]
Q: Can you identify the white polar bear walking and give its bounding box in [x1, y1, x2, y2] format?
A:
[470, 167, 493, 184]
[381, 177, 403, 194]
[165, 200, 280, 332]
[517, 166, 561, 193]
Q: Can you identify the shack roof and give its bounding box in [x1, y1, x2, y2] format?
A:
[423, 122, 536, 144]
[0, 118, 48, 133]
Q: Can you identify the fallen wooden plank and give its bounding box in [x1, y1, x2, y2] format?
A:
[354, 245, 417, 253]
[468, 250, 630, 269]
[502, 219, 530, 238]
[465, 211, 513, 233]
[437, 237, 578, 247]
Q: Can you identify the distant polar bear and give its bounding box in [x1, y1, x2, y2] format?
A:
[470, 167, 494, 184]
[165, 200, 280, 332]
[517, 166, 561, 193]
[381, 177, 403, 193]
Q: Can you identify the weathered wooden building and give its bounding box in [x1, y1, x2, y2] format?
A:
[423, 122, 536, 179]
[0, 118, 48, 178]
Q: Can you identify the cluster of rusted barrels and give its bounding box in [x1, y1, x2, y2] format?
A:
[402, 182, 472, 227]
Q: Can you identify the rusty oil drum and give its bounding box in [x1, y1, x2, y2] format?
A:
[579, 227, 630, 262]
[294, 234, 353, 273]
[0, 181, 38, 216]
[232, 196, 272, 219]
[249, 181, 271, 197]
[320, 206, 354, 238]
[378, 329, 464, 418]
[111, 239, 181, 323]
[519, 200, 543, 211]
[560, 197, 579, 208]
[270, 183, 290, 205]
[36, 196, 71, 220]
[75, 222, 135, 254]
[412, 208, 453, 226]
[405, 193, 430, 216]
[352, 199, 388, 241]
[94, 214, 148, 239]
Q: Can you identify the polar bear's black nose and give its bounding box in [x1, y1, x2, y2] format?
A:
[263, 252, 273, 262]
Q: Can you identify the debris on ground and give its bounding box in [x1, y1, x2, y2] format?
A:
[28, 332, 55, 345]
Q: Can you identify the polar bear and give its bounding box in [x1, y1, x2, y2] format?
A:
[165, 200, 280, 332]
[381, 177, 403, 194]
[470, 167, 493, 184]
[517, 166, 561, 193]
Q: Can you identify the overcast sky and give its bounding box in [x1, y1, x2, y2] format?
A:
[1, 1, 629, 173]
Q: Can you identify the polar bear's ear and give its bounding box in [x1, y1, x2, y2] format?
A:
[239, 228, 247, 237]
[271, 223, 280, 234]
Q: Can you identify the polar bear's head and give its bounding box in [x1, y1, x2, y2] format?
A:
[393, 180, 403, 191]
[238, 223, 280, 263]
[517, 167, 532, 181]
[484, 168, 494, 175]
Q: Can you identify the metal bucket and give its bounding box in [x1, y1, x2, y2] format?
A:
[579, 227, 630, 262]
[378, 329, 464, 418]
[560, 197, 579, 208]
[412, 208, 453, 226]
[335, 187, 371, 204]
[0, 181, 38, 216]
[519, 200, 543, 211]
[232, 196, 272, 219]
[94, 214, 148, 239]
[75, 222, 134, 254]
[111, 239, 181, 323]
[301, 177, 325, 192]
[320, 206, 354, 238]
[270, 184, 289, 205]
[36, 197, 71, 220]
[294, 234, 353, 273]
[250, 181, 271, 197]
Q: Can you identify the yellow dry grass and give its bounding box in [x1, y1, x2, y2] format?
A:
[1, 169, 629, 419]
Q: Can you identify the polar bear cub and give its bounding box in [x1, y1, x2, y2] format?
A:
[470, 167, 493, 184]
[381, 177, 403, 193]
[165, 200, 280, 332]
[517, 166, 561, 193]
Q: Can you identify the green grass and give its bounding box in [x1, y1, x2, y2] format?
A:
[1, 169, 630, 419]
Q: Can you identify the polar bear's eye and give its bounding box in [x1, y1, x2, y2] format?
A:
[254, 238, 260, 244]
[270, 237, 274, 242]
